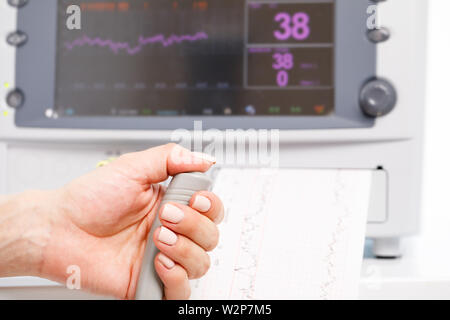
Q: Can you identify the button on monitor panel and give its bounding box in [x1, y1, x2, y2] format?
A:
[14, 0, 376, 130]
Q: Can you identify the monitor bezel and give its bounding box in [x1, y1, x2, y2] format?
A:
[14, 0, 376, 130]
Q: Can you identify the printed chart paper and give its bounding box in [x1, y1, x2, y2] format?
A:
[191, 168, 372, 300]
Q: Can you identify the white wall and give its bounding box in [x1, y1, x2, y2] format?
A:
[422, 0, 450, 240]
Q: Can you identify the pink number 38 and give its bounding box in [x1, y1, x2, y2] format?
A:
[274, 12, 311, 41]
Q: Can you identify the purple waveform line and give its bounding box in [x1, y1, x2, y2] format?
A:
[64, 32, 209, 55]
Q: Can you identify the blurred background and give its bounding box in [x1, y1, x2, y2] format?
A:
[423, 0, 450, 252]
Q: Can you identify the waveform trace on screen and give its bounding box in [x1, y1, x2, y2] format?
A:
[64, 32, 209, 55]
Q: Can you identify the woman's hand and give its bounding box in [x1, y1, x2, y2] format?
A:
[0, 144, 223, 299]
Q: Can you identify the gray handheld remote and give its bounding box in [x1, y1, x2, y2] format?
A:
[135, 172, 213, 300]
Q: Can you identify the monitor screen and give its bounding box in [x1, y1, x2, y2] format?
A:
[55, 0, 335, 117]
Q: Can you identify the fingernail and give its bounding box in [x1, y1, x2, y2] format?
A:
[158, 227, 178, 246]
[192, 152, 216, 164]
[158, 253, 175, 269]
[161, 204, 184, 223]
[192, 195, 211, 213]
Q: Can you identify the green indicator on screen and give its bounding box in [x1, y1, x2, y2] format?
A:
[291, 106, 302, 114]
[141, 109, 153, 115]
[269, 106, 281, 114]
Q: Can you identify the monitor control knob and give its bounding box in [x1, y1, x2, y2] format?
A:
[360, 78, 397, 117]
[7, 0, 28, 8]
[6, 30, 28, 47]
[6, 89, 25, 109]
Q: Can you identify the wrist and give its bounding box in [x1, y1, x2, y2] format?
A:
[0, 190, 55, 277]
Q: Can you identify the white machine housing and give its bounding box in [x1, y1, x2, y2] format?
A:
[0, 0, 427, 293]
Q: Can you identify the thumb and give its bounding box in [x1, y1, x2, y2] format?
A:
[115, 143, 216, 184]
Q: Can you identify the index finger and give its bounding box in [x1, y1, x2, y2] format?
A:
[114, 144, 216, 184]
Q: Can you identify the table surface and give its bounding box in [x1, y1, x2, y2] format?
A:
[359, 204, 450, 300]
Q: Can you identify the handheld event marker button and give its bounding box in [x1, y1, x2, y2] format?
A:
[135, 172, 213, 300]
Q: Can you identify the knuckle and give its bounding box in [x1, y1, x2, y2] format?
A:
[177, 239, 192, 261]
[200, 254, 211, 277]
[184, 217, 197, 236]
[205, 227, 220, 252]
[171, 270, 186, 286]
[191, 253, 210, 279]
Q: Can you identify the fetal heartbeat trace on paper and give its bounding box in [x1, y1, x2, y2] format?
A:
[190, 168, 372, 300]
[320, 171, 352, 299]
